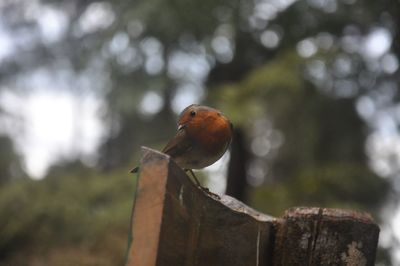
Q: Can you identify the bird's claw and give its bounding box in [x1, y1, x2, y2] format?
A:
[199, 186, 221, 200]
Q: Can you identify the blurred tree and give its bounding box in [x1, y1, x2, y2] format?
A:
[45, 158, 94, 178]
[213, 52, 389, 214]
[0, 135, 26, 186]
[0, 0, 398, 178]
[0, 0, 399, 264]
[225, 128, 249, 201]
[0, 170, 133, 265]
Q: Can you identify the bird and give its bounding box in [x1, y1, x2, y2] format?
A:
[131, 104, 233, 197]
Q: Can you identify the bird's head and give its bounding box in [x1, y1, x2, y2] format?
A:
[177, 104, 233, 135]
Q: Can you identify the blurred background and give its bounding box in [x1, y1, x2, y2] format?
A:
[0, 0, 399, 265]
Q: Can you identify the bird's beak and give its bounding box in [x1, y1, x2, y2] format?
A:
[178, 124, 186, 131]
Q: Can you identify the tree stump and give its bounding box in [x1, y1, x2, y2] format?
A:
[126, 147, 379, 266]
[273, 207, 379, 266]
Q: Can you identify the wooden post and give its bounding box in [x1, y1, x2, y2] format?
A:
[126, 147, 380, 266]
[126, 147, 275, 266]
[273, 207, 379, 266]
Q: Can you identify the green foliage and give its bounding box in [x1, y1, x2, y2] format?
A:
[212, 47, 389, 226]
[251, 162, 389, 217]
[212, 51, 303, 124]
[0, 135, 26, 186]
[0, 170, 135, 265]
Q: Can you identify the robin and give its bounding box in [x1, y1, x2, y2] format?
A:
[131, 104, 233, 197]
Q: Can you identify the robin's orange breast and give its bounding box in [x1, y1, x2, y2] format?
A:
[172, 110, 232, 170]
[188, 113, 232, 155]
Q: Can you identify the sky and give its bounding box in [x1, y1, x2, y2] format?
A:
[0, 89, 103, 178]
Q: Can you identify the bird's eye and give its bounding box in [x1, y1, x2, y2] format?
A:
[190, 111, 196, 117]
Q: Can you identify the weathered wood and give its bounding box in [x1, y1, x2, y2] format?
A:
[126, 147, 275, 266]
[126, 147, 380, 266]
[273, 207, 379, 266]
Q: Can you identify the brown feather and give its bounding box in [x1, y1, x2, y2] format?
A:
[162, 128, 193, 158]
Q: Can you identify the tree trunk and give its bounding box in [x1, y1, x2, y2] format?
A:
[225, 128, 248, 202]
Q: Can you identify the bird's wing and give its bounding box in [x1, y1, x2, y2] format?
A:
[162, 128, 193, 158]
